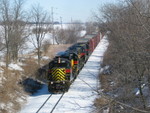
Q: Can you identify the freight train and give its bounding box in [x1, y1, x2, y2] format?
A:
[47, 32, 103, 93]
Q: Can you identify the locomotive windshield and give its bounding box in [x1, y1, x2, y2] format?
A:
[53, 63, 70, 68]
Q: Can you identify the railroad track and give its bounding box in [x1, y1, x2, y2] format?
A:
[36, 93, 65, 113]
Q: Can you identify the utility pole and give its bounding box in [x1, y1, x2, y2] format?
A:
[60, 16, 63, 29]
[51, 7, 54, 44]
[71, 17, 73, 23]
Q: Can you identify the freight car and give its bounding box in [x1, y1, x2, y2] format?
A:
[47, 32, 102, 93]
[68, 44, 86, 68]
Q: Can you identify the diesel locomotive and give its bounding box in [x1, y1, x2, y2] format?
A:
[47, 32, 103, 93]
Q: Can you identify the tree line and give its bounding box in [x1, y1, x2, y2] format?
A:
[95, 0, 150, 112]
[0, 0, 93, 69]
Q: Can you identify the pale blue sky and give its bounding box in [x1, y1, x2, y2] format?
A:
[25, 0, 117, 23]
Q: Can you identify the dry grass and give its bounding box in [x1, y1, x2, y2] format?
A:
[100, 74, 112, 92]
[0, 58, 42, 113]
[46, 44, 71, 58]
[95, 96, 110, 107]
[22, 59, 39, 78]
[0, 69, 25, 113]
[94, 95, 111, 113]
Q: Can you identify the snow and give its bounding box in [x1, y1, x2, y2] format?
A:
[33, 55, 50, 60]
[80, 30, 86, 37]
[0, 103, 5, 110]
[9, 63, 23, 71]
[23, 33, 55, 54]
[0, 62, 5, 66]
[19, 35, 109, 113]
[0, 61, 24, 72]
[0, 70, 3, 73]
[135, 84, 149, 96]
[41, 56, 50, 60]
[0, 52, 4, 58]
[0, 75, 5, 86]
[54, 24, 70, 29]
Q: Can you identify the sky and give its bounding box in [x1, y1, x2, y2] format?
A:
[25, 0, 117, 23]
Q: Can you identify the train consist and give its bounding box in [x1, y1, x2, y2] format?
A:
[47, 32, 103, 93]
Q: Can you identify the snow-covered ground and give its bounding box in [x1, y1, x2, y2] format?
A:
[0, 24, 86, 58]
[19, 35, 109, 113]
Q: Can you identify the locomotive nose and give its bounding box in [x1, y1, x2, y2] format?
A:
[51, 68, 66, 81]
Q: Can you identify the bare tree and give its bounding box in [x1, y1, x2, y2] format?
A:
[9, 0, 28, 62]
[0, 0, 27, 68]
[0, 0, 11, 68]
[95, 0, 150, 112]
[29, 4, 50, 66]
[85, 21, 97, 34]
[54, 21, 84, 44]
[54, 28, 66, 44]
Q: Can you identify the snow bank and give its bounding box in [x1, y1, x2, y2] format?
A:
[54, 24, 69, 29]
[0, 62, 5, 66]
[0, 74, 6, 87]
[80, 30, 86, 37]
[33, 55, 50, 60]
[41, 56, 50, 60]
[9, 63, 23, 71]
[0, 67, 4, 73]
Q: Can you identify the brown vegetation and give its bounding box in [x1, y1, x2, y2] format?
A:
[46, 44, 71, 58]
[0, 69, 26, 113]
[95, 0, 150, 113]
[22, 59, 40, 78]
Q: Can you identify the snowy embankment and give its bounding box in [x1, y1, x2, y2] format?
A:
[20, 35, 109, 113]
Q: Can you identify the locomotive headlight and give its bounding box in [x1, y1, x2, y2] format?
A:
[51, 82, 53, 84]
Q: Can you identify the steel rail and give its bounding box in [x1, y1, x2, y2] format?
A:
[36, 94, 53, 113]
[50, 93, 65, 113]
[36, 93, 65, 113]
